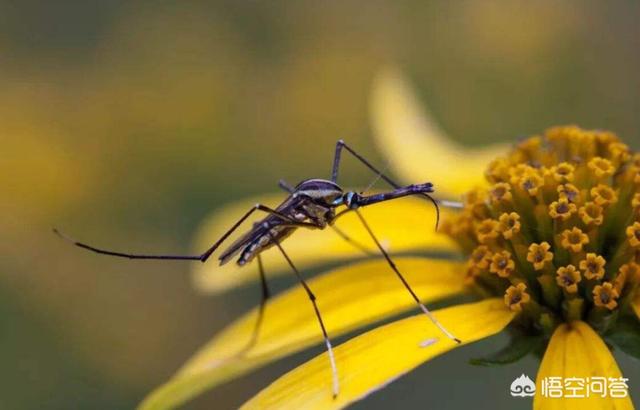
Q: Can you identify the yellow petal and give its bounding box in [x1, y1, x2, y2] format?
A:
[370, 66, 509, 196]
[192, 193, 458, 292]
[534, 321, 634, 410]
[241, 299, 514, 410]
[139, 257, 466, 410]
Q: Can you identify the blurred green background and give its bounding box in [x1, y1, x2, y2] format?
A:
[2, 1, 640, 409]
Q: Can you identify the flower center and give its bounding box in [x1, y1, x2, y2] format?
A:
[442, 126, 640, 337]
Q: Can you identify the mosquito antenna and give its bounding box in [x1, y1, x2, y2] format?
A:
[360, 162, 391, 195]
[424, 193, 441, 231]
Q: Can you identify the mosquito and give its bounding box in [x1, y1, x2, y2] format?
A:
[54, 140, 461, 398]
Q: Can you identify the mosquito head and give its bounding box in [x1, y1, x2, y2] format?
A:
[294, 179, 344, 207]
[342, 191, 362, 209]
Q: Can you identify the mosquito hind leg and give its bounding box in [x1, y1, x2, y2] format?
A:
[353, 209, 461, 344]
[267, 228, 340, 398]
[54, 203, 313, 262]
[235, 253, 270, 357]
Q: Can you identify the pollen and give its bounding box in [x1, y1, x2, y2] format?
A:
[489, 183, 512, 205]
[504, 283, 530, 312]
[556, 265, 581, 293]
[498, 212, 521, 240]
[464, 188, 488, 218]
[444, 126, 639, 335]
[490, 250, 515, 278]
[609, 142, 631, 163]
[476, 219, 500, 244]
[549, 198, 577, 221]
[549, 162, 575, 183]
[590, 184, 618, 207]
[631, 192, 640, 209]
[509, 164, 533, 185]
[619, 262, 640, 283]
[518, 170, 544, 196]
[469, 245, 492, 270]
[558, 184, 580, 203]
[626, 222, 640, 248]
[593, 282, 619, 310]
[579, 253, 606, 280]
[587, 157, 615, 179]
[560, 227, 589, 253]
[486, 158, 510, 183]
[527, 242, 553, 271]
[578, 202, 604, 226]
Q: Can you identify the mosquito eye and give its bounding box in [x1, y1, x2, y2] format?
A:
[343, 192, 357, 208]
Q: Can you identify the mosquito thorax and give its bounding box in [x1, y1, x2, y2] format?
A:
[293, 179, 344, 205]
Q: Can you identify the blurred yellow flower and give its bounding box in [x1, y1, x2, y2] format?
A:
[140, 70, 638, 410]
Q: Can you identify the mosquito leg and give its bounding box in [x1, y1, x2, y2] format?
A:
[331, 139, 400, 187]
[267, 227, 340, 398]
[278, 179, 295, 193]
[353, 209, 461, 344]
[235, 253, 270, 357]
[54, 204, 310, 262]
[330, 225, 376, 256]
[331, 140, 442, 227]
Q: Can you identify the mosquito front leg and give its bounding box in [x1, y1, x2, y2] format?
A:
[331, 139, 400, 187]
[353, 209, 461, 344]
[331, 140, 461, 213]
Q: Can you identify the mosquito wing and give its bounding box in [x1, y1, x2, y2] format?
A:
[218, 220, 273, 265]
[217, 195, 301, 266]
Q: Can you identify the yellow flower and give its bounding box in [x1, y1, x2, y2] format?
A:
[556, 265, 581, 294]
[489, 250, 515, 278]
[579, 253, 606, 280]
[559, 227, 589, 253]
[139, 69, 638, 410]
[504, 283, 530, 312]
[579, 202, 604, 226]
[593, 282, 619, 310]
[527, 242, 554, 271]
[497, 212, 521, 240]
[548, 198, 577, 221]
